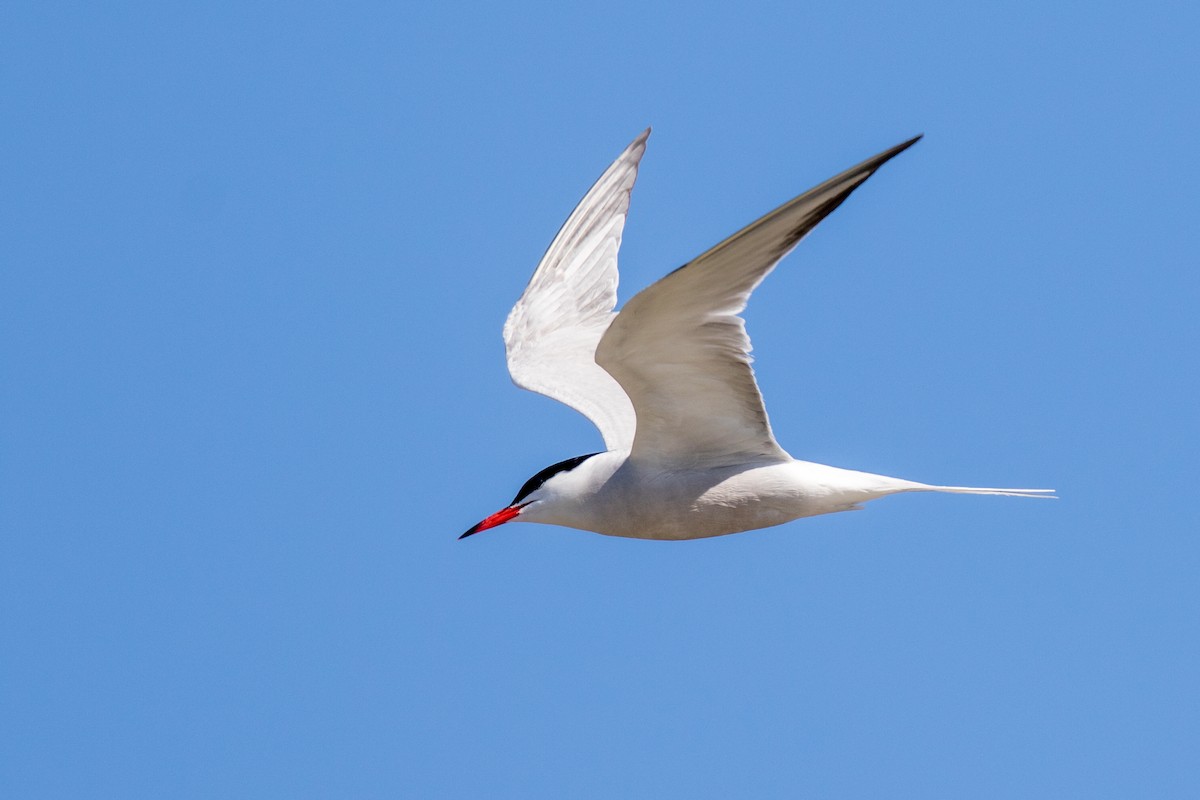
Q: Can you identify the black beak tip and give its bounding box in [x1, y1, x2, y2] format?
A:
[457, 505, 521, 541]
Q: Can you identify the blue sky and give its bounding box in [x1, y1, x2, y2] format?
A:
[2, 1, 1197, 797]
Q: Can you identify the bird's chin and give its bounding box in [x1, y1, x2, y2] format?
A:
[459, 505, 522, 539]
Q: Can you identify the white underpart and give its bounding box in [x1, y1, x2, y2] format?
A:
[494, 131, 1054, 541]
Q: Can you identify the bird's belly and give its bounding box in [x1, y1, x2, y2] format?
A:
[571, 462, 867, 540]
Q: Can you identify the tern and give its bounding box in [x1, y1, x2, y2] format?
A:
[461, 130, 1053, 541]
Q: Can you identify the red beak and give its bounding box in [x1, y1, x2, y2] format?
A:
[459, 505, 522, 539]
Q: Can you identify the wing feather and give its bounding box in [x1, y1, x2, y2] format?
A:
[503, 130, 649, 451]
[596, 136, 922, 467]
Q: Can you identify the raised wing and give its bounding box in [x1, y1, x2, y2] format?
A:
[596, 135, 922, 467]
[503, 130, 649, 451]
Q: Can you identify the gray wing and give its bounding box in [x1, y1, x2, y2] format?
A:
[503, 130, 649, 451]
[596, 135, 921, 467]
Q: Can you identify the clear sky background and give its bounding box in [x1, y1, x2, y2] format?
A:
[3, 2, 1198, 797]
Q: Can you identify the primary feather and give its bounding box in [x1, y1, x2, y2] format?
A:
[502, 129, 648, 451]
[597, 136, 922, 467]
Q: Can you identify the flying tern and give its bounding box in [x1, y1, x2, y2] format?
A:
[461, 130, 1053, 541]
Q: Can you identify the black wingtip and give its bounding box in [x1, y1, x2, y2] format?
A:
[879, 133, 923, 162]
[836, 133, 924, 185]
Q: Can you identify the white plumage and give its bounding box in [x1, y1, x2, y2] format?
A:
[463, 130, 1053, 541]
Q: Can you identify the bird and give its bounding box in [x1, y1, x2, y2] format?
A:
[460, 129, 1053, 541]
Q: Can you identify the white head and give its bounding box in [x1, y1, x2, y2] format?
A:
[459, 453, 601, 539]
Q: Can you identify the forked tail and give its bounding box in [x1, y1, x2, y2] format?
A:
[914, 484, 1056, 499]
